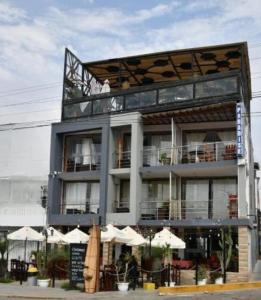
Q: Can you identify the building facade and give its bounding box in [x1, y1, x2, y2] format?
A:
[48, 42, 259, 281]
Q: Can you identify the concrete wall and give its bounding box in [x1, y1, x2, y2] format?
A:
[0, 124, 50, 228]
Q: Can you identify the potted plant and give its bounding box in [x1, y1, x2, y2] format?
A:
[210, 271, 223, 284]
[197, 264, 207, 285]
[216, 227, 233, 283]
[37, 269, 50, 287]
[159, 153, 170, 165]
[35, 251, 50, 288]
[115, 253, 131, 292]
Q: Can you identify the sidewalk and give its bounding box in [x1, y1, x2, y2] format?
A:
[0, 282, 157, 300]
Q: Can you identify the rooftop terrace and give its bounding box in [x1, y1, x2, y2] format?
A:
[62, 42, 251, 120]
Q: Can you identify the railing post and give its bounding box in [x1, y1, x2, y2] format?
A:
[216, 142, 218, 161]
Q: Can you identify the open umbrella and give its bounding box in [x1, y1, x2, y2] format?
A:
[121, 226, 147, 246]
[7, 226, 44, 261]
[151, 228, 185, 249]
[63, 228, 89, 244]
[42, 227, 65, 244]
[101, 224, 131, 244]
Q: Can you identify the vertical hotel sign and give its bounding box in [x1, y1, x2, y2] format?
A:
[236, 103, 244, 157]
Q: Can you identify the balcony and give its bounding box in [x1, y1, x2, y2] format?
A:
[113, 198, 130, 213]
[143, 141, 236, 167]
[62, 73, 239, 120]
[60, 200, 99, 215]
[140, 196, 238, 221]
[113, 151, 131, 169]
[63, 153, 101, 172]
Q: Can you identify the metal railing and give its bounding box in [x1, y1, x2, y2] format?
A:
[142, 141, 236, 167]
[113, 199, 130, 213]
[113, 151, 131, 168]
[140, 198, 238, 220]
[63, 153, 101, 172]
[61, 201, 100, 215]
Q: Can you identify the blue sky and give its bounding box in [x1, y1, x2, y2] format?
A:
[0, 0, 261, 161]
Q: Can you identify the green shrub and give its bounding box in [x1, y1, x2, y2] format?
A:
[0, 277, 13, 283]
[61, 281, 82, 291]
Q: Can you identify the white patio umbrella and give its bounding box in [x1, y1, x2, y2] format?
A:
[42, 226, 66, 244]
[121, 226, 147, 246]
[151, 228, 185, 249]
[101, 224, 131, 244]
[63, 228, 89, 244]
[7, 226, 44, 261]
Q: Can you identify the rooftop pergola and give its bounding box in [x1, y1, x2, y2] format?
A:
[86, 43, 249, 87]
[63, 42, 251, 119]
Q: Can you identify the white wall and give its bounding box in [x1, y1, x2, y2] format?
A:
[0, 124, 51, 177]
[0, 123, 51, 227]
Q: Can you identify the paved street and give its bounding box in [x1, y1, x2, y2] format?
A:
[0, 283, 261, 300]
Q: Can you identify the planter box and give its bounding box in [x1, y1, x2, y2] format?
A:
[117, 282, 129, 292]
[37, 279, 50, 288]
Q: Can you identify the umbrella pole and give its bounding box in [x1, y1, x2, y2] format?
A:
[24, 238, 27, 262]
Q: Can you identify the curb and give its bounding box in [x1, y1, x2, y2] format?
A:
[158, 281, 261, 295]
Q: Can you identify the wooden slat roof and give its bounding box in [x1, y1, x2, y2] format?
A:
[142, 101, 236, 124]
[83, 42, 251, 97]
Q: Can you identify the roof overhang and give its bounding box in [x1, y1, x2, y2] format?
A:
[142, 101, 237, 124]
[83, 42, 251, 98]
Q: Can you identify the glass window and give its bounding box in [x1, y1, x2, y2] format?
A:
[63, 101, 92, 119]
[125, 90, 156, 109]
[93, 96, 123, 114]
[64, 134, 101, 172]
[159, 84, 193, 104]
[195, 77, 237, 98]
[185, 179, 209, 219]
[62, 182, 100, 214]
[212, 179, 237, 219]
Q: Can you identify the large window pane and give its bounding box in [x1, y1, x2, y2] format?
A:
[63, 101, 92, 118]
[212, 179, 237, 218]
[185, 180, 209, 219]
[159, 84, 193, 104]
[93, 96, 123, 114]
[63, 182, 99, 214]
[195, 77, 237, 98]
[125, 90, 156, 109]
[64, 134, 101, 172]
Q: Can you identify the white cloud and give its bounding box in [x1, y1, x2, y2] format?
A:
[0, 1, 27, 24]
[0, 0, 260, 163]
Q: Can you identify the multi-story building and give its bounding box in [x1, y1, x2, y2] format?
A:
[48, 42, 259, 281]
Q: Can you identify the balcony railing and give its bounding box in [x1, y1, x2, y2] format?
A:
[62, 73, 239, 120]
[113, 199, 130, 213]
[63, 153, 101, 172]
[140, 198, 238, 220]
[143, 141, 236, 167]
[113, 151, 131, 168]
[61, 200, 100, 215]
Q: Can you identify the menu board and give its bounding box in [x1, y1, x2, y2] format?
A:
[69, 243, 87, 284]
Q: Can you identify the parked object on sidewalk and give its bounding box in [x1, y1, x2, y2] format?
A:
[27, 266, 38, 286]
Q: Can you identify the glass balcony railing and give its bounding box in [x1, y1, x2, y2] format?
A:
[142, 141, 236, 167]
[140, 197, 238, 221]
[63, 153, 101, 172]
[62, 75, 239, 120]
